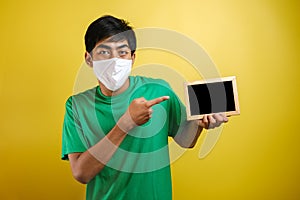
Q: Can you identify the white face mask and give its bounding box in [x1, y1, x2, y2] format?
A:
[92, 58, 132, 91]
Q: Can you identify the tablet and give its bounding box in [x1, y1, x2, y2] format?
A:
[184, 76, 240, 120]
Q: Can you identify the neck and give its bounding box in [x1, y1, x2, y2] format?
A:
[99, 79, 130, 96]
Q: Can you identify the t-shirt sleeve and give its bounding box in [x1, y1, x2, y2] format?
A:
[61, 97, 87, 160]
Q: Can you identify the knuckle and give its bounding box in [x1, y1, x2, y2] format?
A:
[132, 99, 139, 104]
[211, 116, 217, 123]
[134, 97, 145, 103]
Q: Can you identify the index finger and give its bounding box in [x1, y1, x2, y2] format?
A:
[146, 96, 170, 107]
[213, 113, 228, 122]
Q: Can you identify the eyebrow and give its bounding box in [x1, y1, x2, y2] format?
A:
[96, 44, 130, 50]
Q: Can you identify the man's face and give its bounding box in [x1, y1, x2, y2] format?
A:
[90, 39, 134, 61]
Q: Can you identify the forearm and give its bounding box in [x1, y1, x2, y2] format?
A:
[69, 125, 127, 184]
[174, 120, 203, 148]
[174, 113, 229, 148]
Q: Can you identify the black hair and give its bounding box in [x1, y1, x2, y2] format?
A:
[84, 15, 136, 55]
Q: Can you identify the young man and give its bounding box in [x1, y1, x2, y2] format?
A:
[62, 15, 228, 200]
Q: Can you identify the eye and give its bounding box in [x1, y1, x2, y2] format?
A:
[97, 50, 110, 55]
[118, 50, 130, 56]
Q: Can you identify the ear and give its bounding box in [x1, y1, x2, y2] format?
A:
[131, 53, 136, 65]
[85, 52, 93, 67]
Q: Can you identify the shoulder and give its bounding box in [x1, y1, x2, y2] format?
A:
[131, 76, 171, 89]
[65, 86, 98, 106]
[130, 76, 180, 101]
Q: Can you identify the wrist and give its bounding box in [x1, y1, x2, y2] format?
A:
[117, 110, 136, 133]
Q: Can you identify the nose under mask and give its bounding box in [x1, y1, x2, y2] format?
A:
[92, 58, 132, 91]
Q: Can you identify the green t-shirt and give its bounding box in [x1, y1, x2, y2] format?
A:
[62, 76, 187, 200]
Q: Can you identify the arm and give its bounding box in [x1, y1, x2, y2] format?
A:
[68, 96, 169, 184]
[173, 120, 203, 148]
[174, 113, 229, 148]
[68, 125, 127, 184]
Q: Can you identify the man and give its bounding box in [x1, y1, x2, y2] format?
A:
[62, 15, 228, 200]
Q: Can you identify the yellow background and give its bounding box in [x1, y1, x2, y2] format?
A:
[1, 0, 300, 199]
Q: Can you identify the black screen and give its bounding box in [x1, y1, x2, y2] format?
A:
[187, 81, 236, 115]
